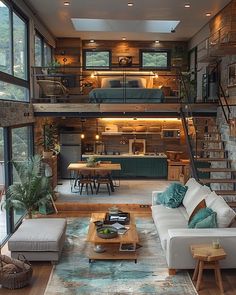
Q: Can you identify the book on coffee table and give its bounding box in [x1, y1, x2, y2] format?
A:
[119, 243, 136, 252]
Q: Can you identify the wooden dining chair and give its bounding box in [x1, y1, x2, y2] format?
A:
[73, 161, 86, 189]
[79, 170, 94, 195]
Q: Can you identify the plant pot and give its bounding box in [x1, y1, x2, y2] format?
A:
[43, 151, 53, 159]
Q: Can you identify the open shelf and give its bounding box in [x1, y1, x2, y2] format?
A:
[101, 132, 161, 135]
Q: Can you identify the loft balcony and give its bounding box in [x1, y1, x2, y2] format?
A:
[31, 66, 218, 117]
[198, 28, 236, 62]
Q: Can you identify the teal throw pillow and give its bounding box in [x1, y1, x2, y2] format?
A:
[188, 207, 217, 228]
[157, 183, 188, 208]
[195, 213, 217, 228]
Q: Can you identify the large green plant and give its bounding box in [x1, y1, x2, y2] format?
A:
[2, 155, 52, 218]
[42, 124, 58, 152]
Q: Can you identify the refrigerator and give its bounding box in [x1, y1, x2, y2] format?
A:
[60, 133, 82, 179]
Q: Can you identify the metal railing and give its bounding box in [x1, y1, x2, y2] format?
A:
[218, 83, 231, 124]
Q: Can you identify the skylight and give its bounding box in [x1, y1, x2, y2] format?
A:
[71, 18, 180, 33]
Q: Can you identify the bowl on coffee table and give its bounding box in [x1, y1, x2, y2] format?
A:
[97, 226, 118, 239]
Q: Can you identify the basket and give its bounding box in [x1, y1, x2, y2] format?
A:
[0, 254, 33, 289]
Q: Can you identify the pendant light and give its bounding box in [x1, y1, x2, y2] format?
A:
[81, 119, 85, 139]
[95, 119, 100, 140]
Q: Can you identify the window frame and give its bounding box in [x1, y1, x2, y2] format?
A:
[0, 0, 30, 101]
[140, 49, 171, 70]
[83, 49, 111, 70]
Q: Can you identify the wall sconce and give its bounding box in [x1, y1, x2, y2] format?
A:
[81, 119, 85, 139]
[154, 73, 159, 78]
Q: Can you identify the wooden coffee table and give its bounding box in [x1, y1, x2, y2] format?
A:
[86, 212, 139, 263]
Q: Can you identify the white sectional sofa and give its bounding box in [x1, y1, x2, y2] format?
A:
[151, 178, 236, 274]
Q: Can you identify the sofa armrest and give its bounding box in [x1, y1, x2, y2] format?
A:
[152, 191, 163, 206]
[166, 228, 236, 269]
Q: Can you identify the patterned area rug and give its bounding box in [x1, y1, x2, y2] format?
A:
[44, 218, 197, 295]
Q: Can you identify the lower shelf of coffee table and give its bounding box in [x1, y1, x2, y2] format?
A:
[87, 243, 138, 263]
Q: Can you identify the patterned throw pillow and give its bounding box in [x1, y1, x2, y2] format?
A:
[188, 207, 218, 228]
[157, 183, 188, 208]
[109, 80, 121, 88]
[188, 199, 207, 224]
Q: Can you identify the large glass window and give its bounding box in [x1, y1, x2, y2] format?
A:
[0, 1, 11, 75]
[34, 34, 42, 66]
[11, 126, 32, 225]
[140, 50, 171, 70]
[13, 12, 27, 79]
[0, 127, 7, 244]
[83, 50, 111, 69]
[34, 32, 52, 67]
[0, 0, 29, 102]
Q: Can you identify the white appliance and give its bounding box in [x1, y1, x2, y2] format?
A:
[60, 133, 81, 179]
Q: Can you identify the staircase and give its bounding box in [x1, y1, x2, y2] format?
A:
[193, 117, 236, 204]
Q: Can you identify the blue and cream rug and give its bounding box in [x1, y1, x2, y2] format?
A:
[44, 218, 197, 295]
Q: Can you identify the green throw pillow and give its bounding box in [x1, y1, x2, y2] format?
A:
[195, 213, 217, 228]
[188, 207, 217, 228]
[157, 183, 188, 208]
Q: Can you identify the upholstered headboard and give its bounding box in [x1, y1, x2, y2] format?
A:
[94, 71, 154, 88]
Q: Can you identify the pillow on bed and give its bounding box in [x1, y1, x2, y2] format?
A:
[126, 77, 146, 88]
[127, 80, 140, 88]
[109, 80, 121, 88]
[101, 77, 122, 88]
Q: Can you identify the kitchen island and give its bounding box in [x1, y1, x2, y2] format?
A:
[82, 154, 167, 179]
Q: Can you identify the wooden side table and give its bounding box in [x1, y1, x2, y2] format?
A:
[190, 244, 226, 293]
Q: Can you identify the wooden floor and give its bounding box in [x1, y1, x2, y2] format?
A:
[1, 206, 236, 295]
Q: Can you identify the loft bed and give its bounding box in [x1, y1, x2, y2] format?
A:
[88, 71, 164, 103]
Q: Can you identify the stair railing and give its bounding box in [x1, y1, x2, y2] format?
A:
[180, 107, 199, 180]
[218, 83, 231, 124]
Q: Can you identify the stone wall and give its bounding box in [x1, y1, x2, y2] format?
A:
[0, 101, 35, 127]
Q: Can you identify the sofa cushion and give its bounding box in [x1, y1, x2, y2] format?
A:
[183, 184, 211, 217]
[183, 178, 202, 208]
[151, 205, 188, 250]
[157, 183, 188, 208]
[188, 207, 217, 228]
[206, 192, 236, 228]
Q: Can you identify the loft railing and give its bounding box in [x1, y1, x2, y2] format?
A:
[197, 27, 236, 60]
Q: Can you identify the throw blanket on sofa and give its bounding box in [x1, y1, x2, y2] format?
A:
[89, 88, 164, 103]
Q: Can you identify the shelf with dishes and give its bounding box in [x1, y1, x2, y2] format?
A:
[101, 131, 161, 136]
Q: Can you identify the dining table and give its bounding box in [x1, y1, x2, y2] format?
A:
[67, 162, 121, 193]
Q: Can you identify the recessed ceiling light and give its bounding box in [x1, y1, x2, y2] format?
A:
[155, 40, 160, 44]
[90, 39, 95, 43]
[122, 37, 126, 41]
[64, 1, 70, 6]
[206, 12, 211, 17]
[128, 2, 134, 7]
[184, 4, 190, 8]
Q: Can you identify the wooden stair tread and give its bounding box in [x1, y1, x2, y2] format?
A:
[196, 139, 223, 143]
[198, 168, 236, 172]
[195, 158, 231, 162]
[215, 191, 236, 196]
[200, 178, 236, 183]
[195, 149, 224, 152]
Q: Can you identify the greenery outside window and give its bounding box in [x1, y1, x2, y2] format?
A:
[83, 50, 111, 69]
[140, 50, 171, 70]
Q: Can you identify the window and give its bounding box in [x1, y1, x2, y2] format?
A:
[83, 50, 111, 69]
[0, 0, 29, 102]
[0, 1, 11, 74]
[140, 50, 171, 70]
[11, 126, 33, 226]
[34, 31, 52, 66]
[0, 127, 7, 244]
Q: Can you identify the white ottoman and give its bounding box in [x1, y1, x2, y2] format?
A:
[8, 218, 67, 262]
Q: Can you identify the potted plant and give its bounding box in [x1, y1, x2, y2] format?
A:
[2, 155, 53, 218]
[42, 124, 58, 158]
[86, 156, 97, 167]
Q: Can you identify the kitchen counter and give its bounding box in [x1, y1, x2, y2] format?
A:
[82, 154, 167, 178]
[82, 153, 167, 158]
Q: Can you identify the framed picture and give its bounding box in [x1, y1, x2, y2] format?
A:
[228, 63, 236, 87]
[118, 56, 132, 67]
